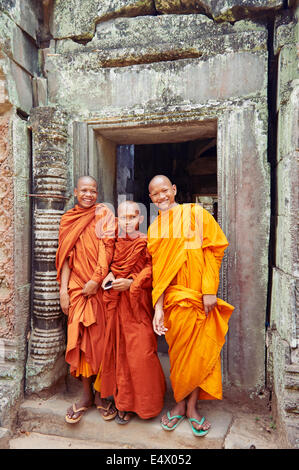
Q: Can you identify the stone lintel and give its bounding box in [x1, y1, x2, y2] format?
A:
[45, 51, 267, 115]
[155, 0, 284, 21]
[50, 0, 283, 40]
[54, 14, 268, 61]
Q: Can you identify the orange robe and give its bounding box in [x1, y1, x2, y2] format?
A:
[56, 204, 115, 377]
[94, 232, 166, 419]
[147, 203, 234, 403]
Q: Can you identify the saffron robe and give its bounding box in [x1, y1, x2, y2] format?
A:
[56, 204, 115, 377]
[94, 232, 166, 419]
[147, 203, 234, 402]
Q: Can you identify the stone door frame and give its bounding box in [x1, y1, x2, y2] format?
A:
[71, 102, 270, 397]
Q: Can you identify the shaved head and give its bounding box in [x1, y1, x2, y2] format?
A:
[148, 175, 173, 193]
[74, 175, 98, 209]
[148, 174, 177, 212]
[117, 200, 143, 235]
[118, 200, 141, 215]
[75, 175, 98, 190]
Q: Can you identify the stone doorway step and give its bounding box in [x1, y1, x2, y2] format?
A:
[8, 355, 283, 450]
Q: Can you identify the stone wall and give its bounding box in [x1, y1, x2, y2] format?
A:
[0, 0, 298, 448]
[43, 5, 271, 402]
[0, 0, 38, 429]
[267, 4, 299, 448]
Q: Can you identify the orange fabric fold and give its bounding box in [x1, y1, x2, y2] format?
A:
[94, 232, 166, 419]
[147, 204, 234, 402]
[56, 204, 115, 377]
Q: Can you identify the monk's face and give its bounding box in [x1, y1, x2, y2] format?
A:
[118, 202, 143, 235]
[74, 178, 98, 209]
[149, 177, 177, 212]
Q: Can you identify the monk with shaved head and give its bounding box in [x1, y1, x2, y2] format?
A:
[94, 200, 166, 424]
[147, 175, 234, 436]
[56, 175, 117, 423]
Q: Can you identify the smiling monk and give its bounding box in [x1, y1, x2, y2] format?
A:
[56, 176, 117, 424]
[94, 200, 166, 424]
[147, 175, 234, 437]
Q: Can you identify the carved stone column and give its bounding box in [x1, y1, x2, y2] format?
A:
[0, 114, 14, 341]
[26, 107, 69, 395]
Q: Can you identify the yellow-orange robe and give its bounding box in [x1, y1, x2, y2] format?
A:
[94, 232, 166, 419]
[147, 203, 234, 402]
[56, 204, 115, 377]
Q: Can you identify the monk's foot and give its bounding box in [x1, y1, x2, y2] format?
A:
[115, 411, 134, 425]
[95, 396, 117, 421]
[65, 398, 94, 424]
[186, 407, 211, 433]
[161, 400, 186, 430]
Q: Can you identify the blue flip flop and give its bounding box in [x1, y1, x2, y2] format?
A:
[188, 416, 209, 437]
[161, 411, 185, 431]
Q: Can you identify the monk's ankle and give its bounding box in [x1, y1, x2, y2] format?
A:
[173, 401, 186, 416]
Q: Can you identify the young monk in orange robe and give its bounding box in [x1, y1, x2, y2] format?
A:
[147, 175, 234, 437]
[94, 201, 166, 424]
[56, 176, 117, 423]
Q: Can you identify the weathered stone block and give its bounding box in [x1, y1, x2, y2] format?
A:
[155, 0, 284, 21]
[271, 268, 297, 346]
[274, 11, 296, 54]
[50, 0, 156, 39]
[0, 427, 10, 449]
[277, 44, 299, 111]
[277, 84, 299, 161]
[0, 12, 38, 76]
[55, 14, 268, 62]
[10, 60, 32, 114]
[276, 151, 299, 277]
[46, 50, 267, 115]
[32, 77, 48, 107]
[0, 54, 33, 114]
[0, 0, 40, 40]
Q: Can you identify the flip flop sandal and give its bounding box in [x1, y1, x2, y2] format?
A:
[188, 417, 209, 437]
[97, 401, 117, 421]
[161, 411, 185, 431]
[65, 404, 90, 424]
[115, 412, 134, 425]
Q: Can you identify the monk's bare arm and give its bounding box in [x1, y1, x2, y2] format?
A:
[153, 293, 168, 336]
[60, 260, 71, 315]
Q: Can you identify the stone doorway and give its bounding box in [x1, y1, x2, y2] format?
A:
[27, 106, 270, 402]
[77, 118, 220, 356]
[71, 108, 270, 400]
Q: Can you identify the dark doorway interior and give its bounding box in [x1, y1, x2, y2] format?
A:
[116, 138, 218, 352]
[117, 138, 217, 226]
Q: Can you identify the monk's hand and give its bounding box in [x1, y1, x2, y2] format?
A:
[153, 307, 168, 336]
[82, 279, 99, 297]
[101, 272, 115, 289]
[203, 294, 217, 316]
[60, 290, 70, 315]
[112, 278, 133, 291]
